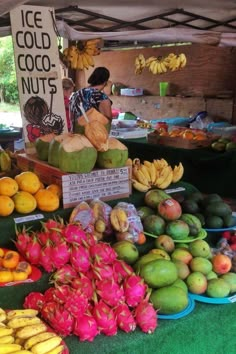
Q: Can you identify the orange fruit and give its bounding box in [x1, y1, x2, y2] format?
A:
[46, 184, 62, 198]
[12, 191, 37, 214]
[34, 189, 60, 212]
[0, 177, 19, 197]
[15, 171, 41, 194]
[0, 195, 15, 216]
[2, 250, 20, 269]
[182, 130, 195, 140]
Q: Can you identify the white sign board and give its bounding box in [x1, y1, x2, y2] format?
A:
[10, 5, 67, 153]
[62, 167, 131, 208]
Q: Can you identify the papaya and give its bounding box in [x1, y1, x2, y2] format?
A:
[180, 213, 202, 236]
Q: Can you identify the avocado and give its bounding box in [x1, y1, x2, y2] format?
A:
[226, 142, 236, 151]
[223, 214, 236, 228]
[187, 192, 204, 203]
[205, 201, 232, 217]
[202, 193, 222, 207]
[194, 213, 206, 227]
[211, 142, 226, 152]
[205, 215, 224, 229]
[181, 199, 200, 214]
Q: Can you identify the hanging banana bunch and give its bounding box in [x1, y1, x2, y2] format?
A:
[134, 52, 187, 75]
[62, 38, 102, 70]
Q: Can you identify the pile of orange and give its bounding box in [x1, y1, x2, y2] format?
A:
[159, 128, 208, 141]
[0, 172, 62, 217]
[0, 248, 32, 283]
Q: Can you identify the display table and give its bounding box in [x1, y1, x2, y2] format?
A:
[121, 137, 236, 198]
[0, 192, 235, 353]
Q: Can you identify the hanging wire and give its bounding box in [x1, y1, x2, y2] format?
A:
[50, 10, 62, 50]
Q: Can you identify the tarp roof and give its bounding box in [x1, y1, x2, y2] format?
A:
[1, 0, 236, 46]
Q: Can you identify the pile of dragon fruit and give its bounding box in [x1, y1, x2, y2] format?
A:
[16, 218, 158, 342]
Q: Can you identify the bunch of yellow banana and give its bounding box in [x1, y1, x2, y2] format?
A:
[110, 208, 129, 233]
[131, 158, 184, 192]
[0, 308, 64, 354]
[134, 54, 146, 75]
[146, 56, 168, 75]
[164, 53, 187, 71]
[63, 38, 102, 70]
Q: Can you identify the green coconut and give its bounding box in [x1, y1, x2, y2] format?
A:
[48, 133, 71, 167]
[35, 133, 56, 161]
[58, 134, 97, 173]
[96, 137, 128, 169]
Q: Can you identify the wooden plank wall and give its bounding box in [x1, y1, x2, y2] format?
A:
[75, 43, 236, 123]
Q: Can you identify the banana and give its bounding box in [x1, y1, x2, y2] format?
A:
[16, 323, 47, 339]
[157, 168, 174, 189]
[81, 53, 90, 70]
[0, 344, 22, 353]
[0, 314, 6, 324]
[155, 165, 172, 186]
[149, 60, 157, 74]
[132, 179, 150, 193]
[0, 325, 5, 329]
[132, 166, 150, 187]
[83, 52, 95, 67]
[139, 164, 152, 184]
[0, 328, 13, 338]
[156, 61, 163, 74]
[110, 208, 129, 233]
[0, 336, 14, 344]
[179, 53, 187, 68]
[7, 309, 38, 321]
[138, 54, 146, 68]
[145, 56, 157, 67]
[7, 316, 41, 330]
[172, 162, 184, 183]
[45, 344, 64, 354]
[125, 158, 133, 166]
[10, 351, 33, 354]
[132, 158, 141, 167]
[148, 162, 157, 185]
[160, 61, 168, 73]
[24, 332, 57, 350]
[143, 160, 152, 168]
[0, 152, 11, 172]
[86, 38, 101, 46]
[31, 336, 62, 354]
[76, 54, 84, 70]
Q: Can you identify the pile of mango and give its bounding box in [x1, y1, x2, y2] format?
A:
[211, 137, 236, 152]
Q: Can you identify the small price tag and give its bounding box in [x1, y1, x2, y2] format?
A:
[14, 214, 45, 224]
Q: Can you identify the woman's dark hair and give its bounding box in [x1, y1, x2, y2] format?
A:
[88, 67, 110, 86]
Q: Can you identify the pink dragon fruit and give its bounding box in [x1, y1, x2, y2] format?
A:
[49, 229, 63, 245]
[51, 241, 71, 269]
[93, 300, 117, 336]
[43, 287, 55, 303]
[114, 303, 136, 333]
[50, 264, 77, 285]
[70, 244, 91, 273]
[14, 226, 31, 254]
[37, 231, 49, 246]
[112, 259, 133, 283]
[41, 301, 74, 336]
[73, 313, 99, 342]
[23, 292, 45, 311]
[71, 274, 94, 300]
[38, 240, 54, 272]
[96, 279, 125, 307]
[123, 274, 148, 307]
[53, 285, 74, 304]
[25, 234, 42, 264]
[91, 261, 114, 281]
[42, 218, 63, 231]
[82, 232, 97, 248]
[62, 223, 87, 244]
[134, 299, 157, 334]
[64, 290, 89, 317]
[89, 242, 117, 264]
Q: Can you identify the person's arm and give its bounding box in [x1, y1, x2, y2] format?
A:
[98, 99, 112, 120]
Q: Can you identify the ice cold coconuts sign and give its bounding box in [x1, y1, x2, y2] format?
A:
[10, 5, 67, 151]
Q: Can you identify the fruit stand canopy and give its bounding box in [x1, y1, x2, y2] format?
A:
[1, 0, 236, 47]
